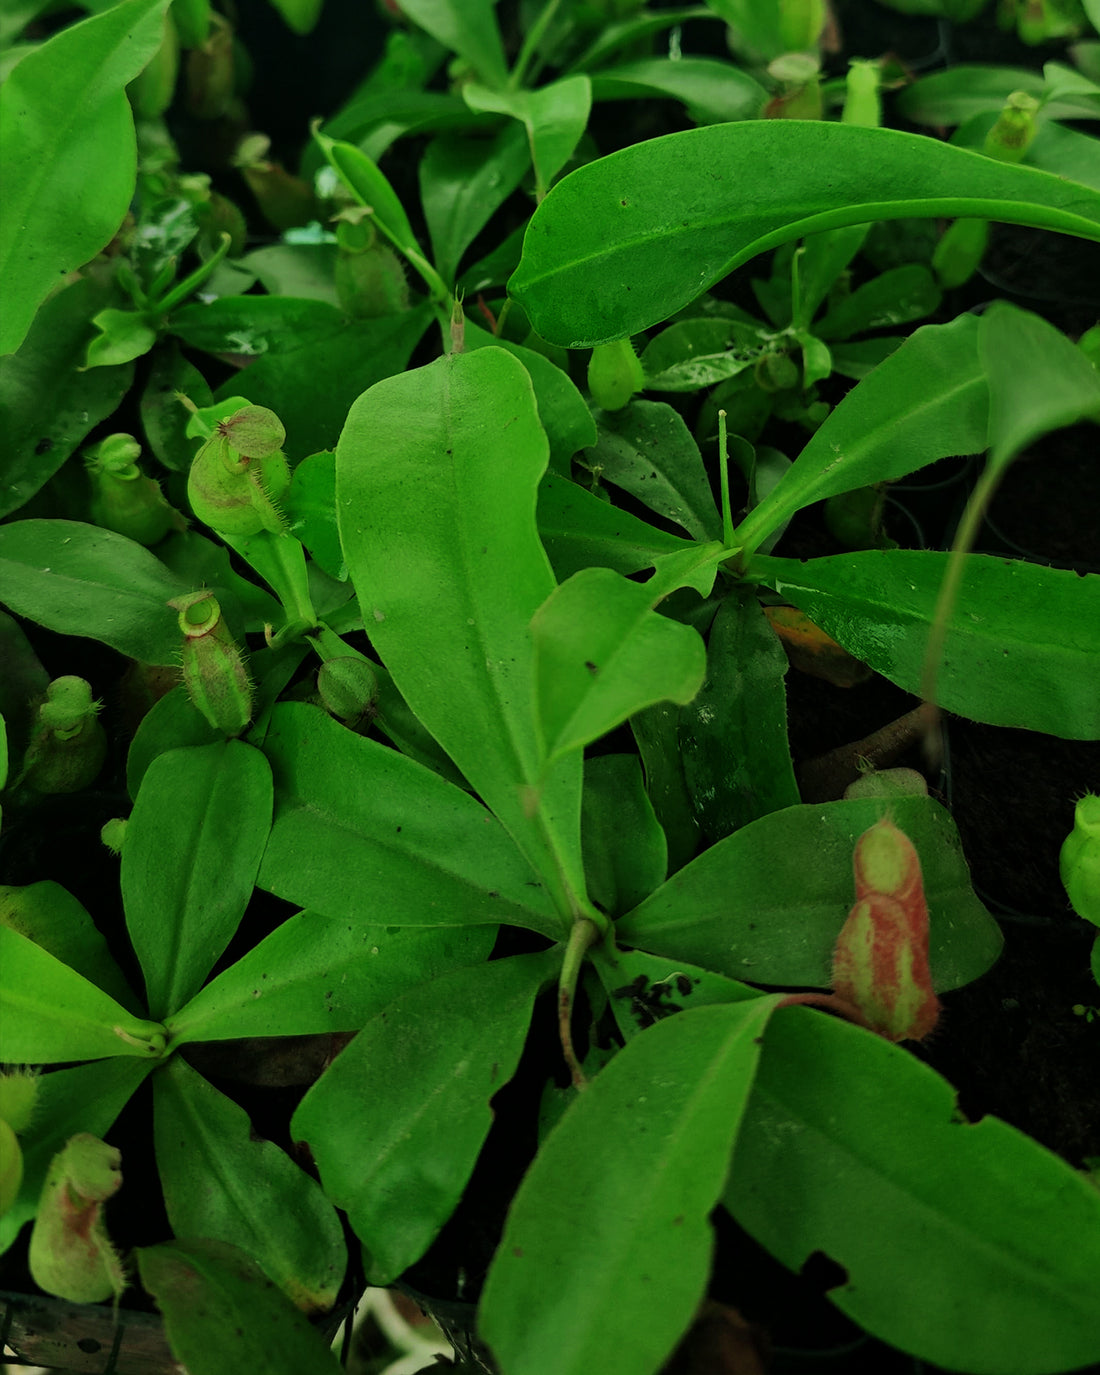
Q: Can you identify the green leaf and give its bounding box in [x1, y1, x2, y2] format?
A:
[639, 318, 767, 393]
[617, 795, 1002, 991]
[292, 949, 555, 1285]
[465, 322, 597, 475]
[0, 0, 168, 356]
[0, 1059, 155, 1257]
[592, 946, 761, 1042]
[166, 910, 496, 1045]
[0, 276, 134, 518]
[125, 686, 222, 800]
[582, 755, 667, 917]
[83, 308, 157, 369]
[168, 296, 346, 358]
[479, 998, 780, 1375]
[266, 0, 323, 36]
[282, 450, 343, 579]
[680, 590, 799, 843]
[748, 549, 1100, 739]
[585, 400, 723, 540]
[733, 315, 988, 556]
[0, 926, 165, 1064]
[419, 122, 532, 285]
[509, 122, 1100, 348]
[140, 342, 214, 472]
[532, 565, 711, 765]
[256, 703, 564, 938]
[396, 0, 507, 89]
[0, 880, 138, 1015]
[123, 741, 273, 1020]
[137, 1239, 344, 1375]
[979, 302, 1100, 472]
[0, 520, 188, 665]
[464, 75, 592, 199]
[630, 703, 700, 875]
[589, 57, 765, 125]
[536, 469, 694, 583]
[154, 1057, 345, 1310]
[240, 243, 340, 303]
[336, 347, 585, 916]
[726, 1007, 1100, 1373]
[898, 64, 1100, 127]
[814, 264, 942, 341]
[214, 305, 434, 459]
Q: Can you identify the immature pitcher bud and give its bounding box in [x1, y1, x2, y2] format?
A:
[29, 1135, 125, 1304]
[831, 817, 941, 1042]
[171, 591, 253, 736]
[334, 208, 410, 318]
[85, 433, 181, 546]
[317, 656, 379, 726]
[1060, 794, 1100, 927]
[588, 338, 645, 411]
[187, 405, 290, 537]
[24, 677, 107, 794]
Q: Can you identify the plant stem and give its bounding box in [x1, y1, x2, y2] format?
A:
[558, 916, 600, 1089]
[510, 0, 563, 90]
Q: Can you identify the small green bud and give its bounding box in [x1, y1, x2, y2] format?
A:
[101, 818, 129, 855]
[764, 52, 822, 120]
[318, 657, 379, 726]
[29, 1135, 126, 1305]
[170, 592, 254, 736]
[1061, 793, 1100, 927]
[842, 58, 881, 128]
[983, 91, 1040, 165]
[85, 433, 181, 546]
[588, 338, 645, 411]
[24, 678, 107, 794]
[187, 406, 290, 537]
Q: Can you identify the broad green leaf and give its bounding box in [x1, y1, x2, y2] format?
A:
[630, 702, 701, 875]
[396, 0, 507, 89]
[979, 302, 1100, 472]
[536, 469, 694, 583]
[0, 520, 187, 665]
[0, 1059, 154, 1257]
[531, 565, 710, 765]
[814, 264, 941, 340]
[292, 949, 556, 1285]
[566, 6, 715, 73]
[166, 910, 496, 1045]
[639, 318, 767, 392]
[125, 687, 221, 800]
[479, 997, 780, 1375]
[168, 296, 346, 357]
[336, 347, 585, 916]
[509, 122, 1100, 348]
[123, 742, 273, 1020]
[582, 755, 667, 918]
[617, 795, 1002, 991]
[215, 305, 434, 463]
[793, 225, 870, 328]
[0, 0, 168, 356]
[0, 881, 138, 1014]
[256, 703, 564, 937]
[585, 400, 723, 540]
[732, 315, 988, 556]
[0, 275, 134, 518]
[465, 322, 597, 474]
[137, 1240, 344, 1375]
[748, 549, 1100, 739]
[590, 57, 766, 125]
[464, 75, 592, 199]
[154, 1058, 345, 1310]
[0, 926, 165, 1063]
[419, 123, 533, 285]
[313, 129, 420, 255]
[320, 91, 477, 167]
[897, 65, 1100, 127]
[283, 450, 342, 578]
[726, 1007, 1100, 1373]
[680, 590, 798, 843]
